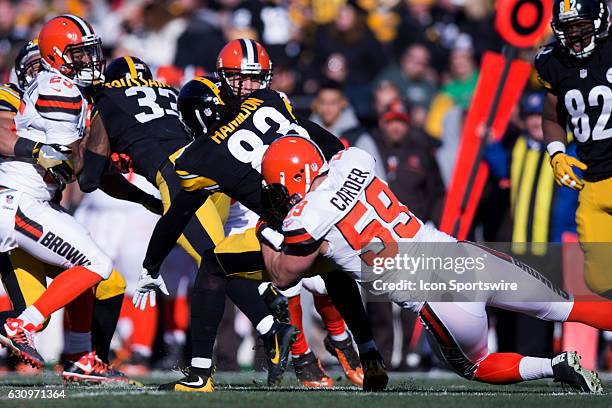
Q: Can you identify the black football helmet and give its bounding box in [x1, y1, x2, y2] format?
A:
[104, 56, 153, 82]
[14, 40, 41, 90]
[552, 0, 609, 58]
[178, 76, 237, 137]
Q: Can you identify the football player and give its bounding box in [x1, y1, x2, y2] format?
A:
[0, 40, 131, 382]
[76, 55, 295, 391]
[258, 136, 611, 393]
[537, 0, 612, 298]
[141, 72, 387, 391]
[0, 15, 132, 383]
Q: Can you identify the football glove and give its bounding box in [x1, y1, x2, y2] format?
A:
[550, 152, 587, 191]
[133, 268, 169, 310]
[34, 143, 72, 170]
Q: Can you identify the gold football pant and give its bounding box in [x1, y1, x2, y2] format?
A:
[576, 177, 612, 297]
[1, 249, 126, 327]
[155, 162, 227, 266]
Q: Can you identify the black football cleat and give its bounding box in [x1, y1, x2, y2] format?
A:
[159, 367, 214, 392]
[552, 351, 603, 393]
[261, 322, 299, 386]
[360, 348, 389, 392]
[0, 318, 44, 369]
[324, 335, 364, 387]
[63, 351, 131, 385]
[293, 351, 333, 388]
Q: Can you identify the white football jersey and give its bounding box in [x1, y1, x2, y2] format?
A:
[0, 71, 87, 200]
[281, 147, 454, 311]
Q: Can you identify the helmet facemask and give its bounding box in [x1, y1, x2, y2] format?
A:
[554, 19, 597, 58]
[55, 36, 105, 86]
[219, 68, 272, 101]
[15, 47, 41, 90]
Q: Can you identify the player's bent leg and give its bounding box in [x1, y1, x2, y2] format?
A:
[1, 198, 113, 368]
[93, 269, 126, 363]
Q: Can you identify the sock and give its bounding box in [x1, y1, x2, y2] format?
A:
[255, 315, 274, 336]
[190, 287, 225, 361]
[34, 266, 102, 318]
[91, 293, 123, 363]
[227, 279, 270, 330]
[567, 301, 612, 331]
[357, 339, 377, 354]
[321, 272, 374, 345]
[65, 289, 94, 333]
[288, 295, 309, 356]
[65, 331, 92, 355]
[191, 357, 212, 369]
[18, 305, 45, 328]
[130, 294, 158, 354]
[313, 294, 347, 340]
[518, 356, 553, 380]
[474, 353, 524, 384]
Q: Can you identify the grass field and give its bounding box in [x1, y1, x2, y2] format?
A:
[0, 370, 609, 408]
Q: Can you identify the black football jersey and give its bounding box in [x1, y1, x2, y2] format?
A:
[92, 77, 191, 183]
[535, 37, 612, 181]
[173, 89, 344, 215]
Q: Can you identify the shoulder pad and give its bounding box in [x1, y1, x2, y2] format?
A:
[34, 72, 84, 120]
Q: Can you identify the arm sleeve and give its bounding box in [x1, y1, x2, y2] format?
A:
[142, 188, 210, 274]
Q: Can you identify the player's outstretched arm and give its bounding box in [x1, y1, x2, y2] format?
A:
[99, 171, 163, 214]
[142, 188, 209, 276]
[261, 241, 324, 289]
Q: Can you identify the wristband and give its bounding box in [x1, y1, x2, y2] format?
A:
[13, 138, 37, 158]
[546, 141, 566, 158]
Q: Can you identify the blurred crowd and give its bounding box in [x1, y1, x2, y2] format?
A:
[0, 0, 610, 376]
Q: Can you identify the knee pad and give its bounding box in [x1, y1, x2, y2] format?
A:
[95, 269, 126, 300]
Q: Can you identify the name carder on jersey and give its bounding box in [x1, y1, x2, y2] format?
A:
[535, 36, 612, 181]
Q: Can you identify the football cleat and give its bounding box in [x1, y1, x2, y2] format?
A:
[261, 283, 290, 324]
[63, 351, 130, 385]
[261, 322, 299, 386]
[120, 350, 150, 376]
[292, 351, 333, 388]
[360, 348, 389, 392]
[0, 318, 44, 369]
[552, 351, 603, 393]
[159, 367, 214, 392]
[324, 335, 364, 387]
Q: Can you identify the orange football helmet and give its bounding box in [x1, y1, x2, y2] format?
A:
[262, 136, 326, 200]
[216, 38, 272, 99]
[38, 14, 104, 86]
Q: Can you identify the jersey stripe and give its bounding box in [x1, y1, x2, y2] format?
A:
[283, 228, 315, 245]
[35, 94, 81, 114]
[15, 208, 43, 240]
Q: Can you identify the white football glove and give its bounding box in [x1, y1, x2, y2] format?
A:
[133, 268, 169, 310]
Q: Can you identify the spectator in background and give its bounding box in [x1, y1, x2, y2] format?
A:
[0, 0, 26, 81]
[174, 0, 225, 72]
[372, 81, 402, 118]
[116, 1, 187, 67]
[375, 99, 445, 225]
[309, 2, 387, 117]
[309, 81, 386, 179]
[374, 43, 437, 129]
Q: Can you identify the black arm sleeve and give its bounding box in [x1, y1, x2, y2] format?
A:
[77, 149, 108, 193]
[99, 172, 163, 215]
[296, 116, 344, 160]
[142, 188, 209, 275]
